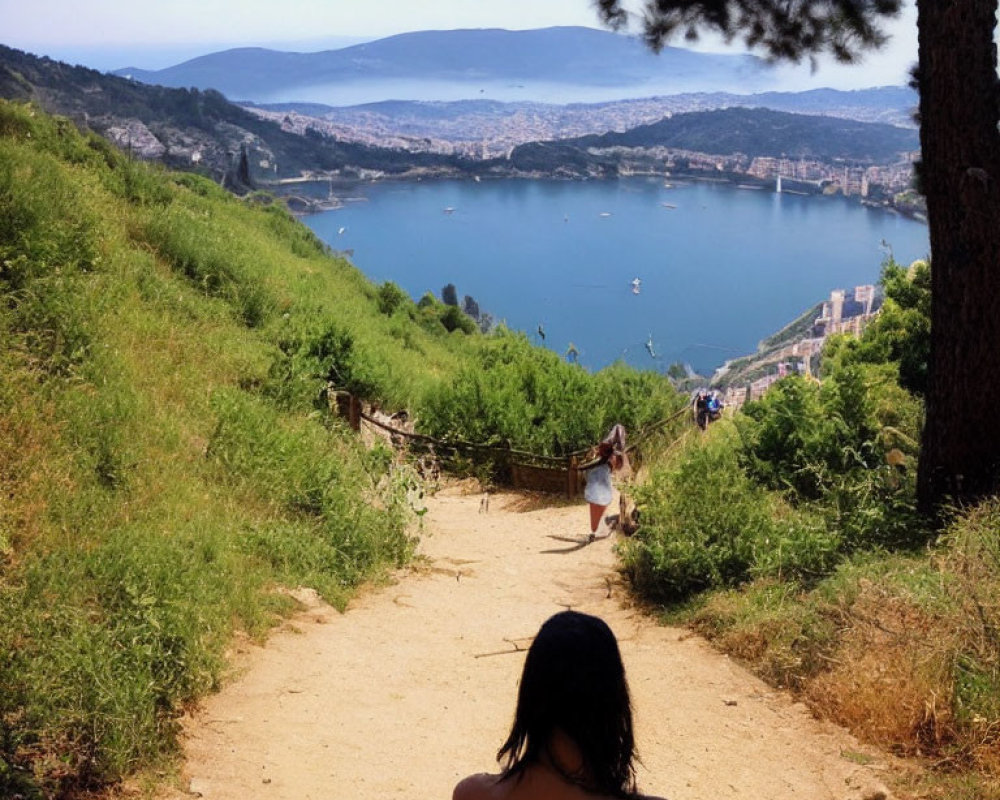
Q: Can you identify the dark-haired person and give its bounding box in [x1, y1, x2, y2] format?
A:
[453, 610, 661, 800]
[583, 425, 628, 541]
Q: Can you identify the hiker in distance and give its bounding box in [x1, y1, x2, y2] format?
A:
[453, 610, 665, 800]
[583, 424, 628, 542]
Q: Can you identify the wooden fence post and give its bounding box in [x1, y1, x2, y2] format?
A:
[567, 456, 579, 499]
[335, 392, 362, 432]
[349, 394, 361, 431]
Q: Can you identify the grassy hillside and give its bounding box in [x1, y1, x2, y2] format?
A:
[0, 99, 685, 797]
[0, 98, 456, 796]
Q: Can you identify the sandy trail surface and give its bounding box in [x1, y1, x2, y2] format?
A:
[158, 485, 896, 800]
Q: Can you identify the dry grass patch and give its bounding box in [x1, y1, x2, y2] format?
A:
[806, 585, 955, 757]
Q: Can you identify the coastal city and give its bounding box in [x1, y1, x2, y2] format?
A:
[718, 283, 883, 410]
[251, 98, 921, 210]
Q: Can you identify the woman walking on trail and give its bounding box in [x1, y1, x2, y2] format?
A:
[453, 610, 662, 800]
[584, 424, 628, 541]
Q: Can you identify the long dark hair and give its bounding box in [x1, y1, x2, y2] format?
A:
[497, 610, 638, 797]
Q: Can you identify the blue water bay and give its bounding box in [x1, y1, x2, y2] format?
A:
[303, 177, 929, 375]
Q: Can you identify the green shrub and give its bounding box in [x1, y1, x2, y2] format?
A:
[419, 330, 681, 456]
[263, 315, 381, 409]
[824, 258, 930, 396]
[736, 375, 832, 498]
[206, 389, 415, 591]
[377, 281, 409, 316]
[735, 367, 927, 554]
[622, 430, 839, 600]
[439, 303, 477, 334]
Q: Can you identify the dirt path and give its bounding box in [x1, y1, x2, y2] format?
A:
[158, 485, 896, 800]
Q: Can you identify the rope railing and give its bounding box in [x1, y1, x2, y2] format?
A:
[356, 406, 568, 467]
[334, 389, 693, 497]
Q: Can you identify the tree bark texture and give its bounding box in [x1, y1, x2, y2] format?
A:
[916, 0, 1000, 512]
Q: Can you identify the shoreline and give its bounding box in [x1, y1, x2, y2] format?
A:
[266, 169, 928, 224]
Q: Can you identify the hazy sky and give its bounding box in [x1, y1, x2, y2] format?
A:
[1, 0, 919, 87]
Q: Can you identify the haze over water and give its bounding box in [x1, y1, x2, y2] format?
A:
[304, 177, 929, 375]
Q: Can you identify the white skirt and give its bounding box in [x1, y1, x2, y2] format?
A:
[584, 463, 613, 506]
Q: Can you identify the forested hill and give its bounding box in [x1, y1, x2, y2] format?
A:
[0, 44, 472, 182]
[568, 106, 920, 163]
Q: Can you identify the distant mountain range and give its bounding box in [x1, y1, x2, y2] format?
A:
[112, 27, 774, 103]
[0, 44, 918, 194]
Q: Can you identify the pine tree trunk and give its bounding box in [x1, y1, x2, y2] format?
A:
[916, 0, 1000, 512]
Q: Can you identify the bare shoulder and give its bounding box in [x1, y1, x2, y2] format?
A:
[453, 772, 503, 800]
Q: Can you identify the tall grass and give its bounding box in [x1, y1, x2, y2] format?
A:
[685, 503, 1000, 782]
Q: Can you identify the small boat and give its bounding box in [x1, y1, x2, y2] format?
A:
[443, 207, 455, 214]
[338, 226, 346, 235]
[599, 211, 612, 218]
[660, 202, 676, 209]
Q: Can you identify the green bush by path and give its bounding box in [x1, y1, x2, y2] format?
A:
[418, 330, 684, 458]
[620, 428, 841, 601]
[624, 288, 928, 602]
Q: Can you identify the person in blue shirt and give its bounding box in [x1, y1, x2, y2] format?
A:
[694, 390, 724, 430]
